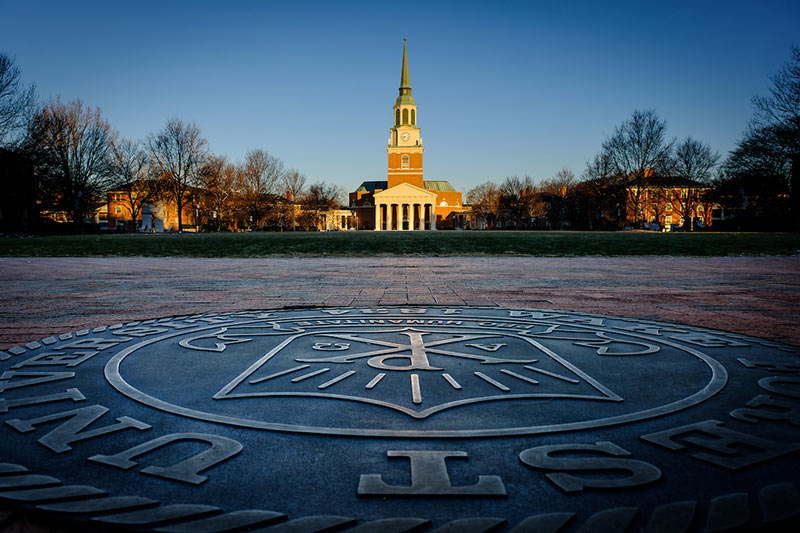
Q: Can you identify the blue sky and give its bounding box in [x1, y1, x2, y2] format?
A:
[2, 0, 798, 192]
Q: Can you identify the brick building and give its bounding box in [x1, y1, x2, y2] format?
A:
[106, 187, 201, 232]
[627, 177, 716, 230]
[349, 39, 463, 230]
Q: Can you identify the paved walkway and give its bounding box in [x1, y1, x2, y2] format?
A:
[1, 256, 798, 350]
[0, 255, 799, 531]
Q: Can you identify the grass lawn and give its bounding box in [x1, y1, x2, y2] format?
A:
[1, 231, 798, 257]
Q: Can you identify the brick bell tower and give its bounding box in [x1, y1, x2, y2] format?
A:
[387, 38, 424, 189]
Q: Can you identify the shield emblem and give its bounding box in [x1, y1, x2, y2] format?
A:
[214, 327, 621, 418]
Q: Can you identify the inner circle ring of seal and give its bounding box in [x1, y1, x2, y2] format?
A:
[104, 310, 729, 438]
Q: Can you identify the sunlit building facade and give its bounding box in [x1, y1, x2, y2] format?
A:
[349, 39, 463, 230]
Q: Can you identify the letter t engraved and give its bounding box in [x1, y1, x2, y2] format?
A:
[358, 450, 506, 496]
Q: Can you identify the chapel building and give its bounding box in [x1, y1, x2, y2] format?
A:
[350, 39, 463, 230]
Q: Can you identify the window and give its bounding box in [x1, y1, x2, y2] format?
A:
[402, 109, 409, 124]
[115, 206, 122, 215]
[665, 203, 672, 212]
[401, 155, 409, 168]
[411, 109, 416, 125]
[665, 215, 672, 225]
[395, 109, 400, 126]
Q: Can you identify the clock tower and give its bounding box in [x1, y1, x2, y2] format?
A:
[387, 38, 424, 189]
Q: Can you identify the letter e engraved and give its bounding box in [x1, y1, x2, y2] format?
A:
[518, 441, 661, 493]
[12, 351, 98, 368]
[0, 388, 85, 414]
[0, 371, 75, 394]
[53, 338, 128, 351]
[730, 395, 800, 428]
[112, 326, 168, 337]
[89, 433, 242, 485]
[668, 333, 748, 348]
[5, 405, 150, 453]
[509, 311, 566, 319]
[358, 450, 506, 497]
[640, 420, 800, 470]
[738, 358, 800, 375]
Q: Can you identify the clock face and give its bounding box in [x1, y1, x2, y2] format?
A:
[400, 132, 410, 142]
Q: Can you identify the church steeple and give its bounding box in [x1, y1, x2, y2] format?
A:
[400, 37, 411, 89]
[396, 37, 415, 106]
[387, 37, 423, 189]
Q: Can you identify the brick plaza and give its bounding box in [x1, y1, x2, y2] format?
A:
[1, 256, 798, 351]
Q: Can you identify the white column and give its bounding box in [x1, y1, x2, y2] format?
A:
[387, 203, 393, 231]
[431, 203, 437, 231]
[375, 204, 382, 231]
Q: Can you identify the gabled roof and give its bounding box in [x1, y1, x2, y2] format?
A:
[374, 181, 436, 199]
[355, 181, 388, 193]
[422, 180, 456, 192]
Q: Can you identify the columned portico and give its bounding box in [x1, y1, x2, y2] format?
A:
[374, 183, 437, 231]
[370, 199, 439, 231]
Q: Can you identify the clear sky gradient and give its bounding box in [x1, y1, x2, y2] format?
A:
[3, 0, 798, 192]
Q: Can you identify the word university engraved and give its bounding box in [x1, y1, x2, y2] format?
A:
[0, 307, 798, 532]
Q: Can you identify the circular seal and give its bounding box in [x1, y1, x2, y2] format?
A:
[1, 307, 798, 532]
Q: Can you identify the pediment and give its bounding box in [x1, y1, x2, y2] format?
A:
[374, 182, 437, 202]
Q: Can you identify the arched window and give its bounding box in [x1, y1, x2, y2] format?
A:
[411, 109, 416, 125]
[395, 109, 400, 126]
[402, 109, 409, 124]
[401, 155, 409, 169]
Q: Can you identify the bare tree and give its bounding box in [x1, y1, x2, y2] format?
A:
[547, 168, 576, 193]
[602, 109, 674, 226]
[27, 98, 117, 227]
[499, 175, 539, 229]
[580, 153, 625, 229]
[726, 46, 800, 225]
[238, 149, 285, 229]
[304, 181, 345, 208]
[283, 169, 306, 231]
[201, 154, 238, 231]
[674, 137, 719, 184]
[672, 137, 719, 230]
[301, 181, 345, 229]
[148, 118, 208, 232]
[466, 181, 500, 228]
[540, 169, 576, 229]
[109, 138, 153, 229]
[0, 53, 37, 147]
